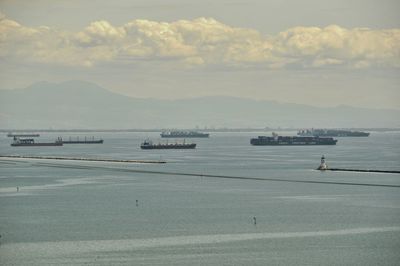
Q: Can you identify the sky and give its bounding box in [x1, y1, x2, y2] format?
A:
[0, 0, 399, 109]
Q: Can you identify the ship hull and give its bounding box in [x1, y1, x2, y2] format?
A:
[251, 142, 337, 146]
[141, 144, 196, 149]
[161, 134, 209, 138]
[250, 136, 337, 146]
[161, 135, 209, 138]
[62, 140, 103, 144]
[11, 143, 63, 147]
[7, 134, 40, 137]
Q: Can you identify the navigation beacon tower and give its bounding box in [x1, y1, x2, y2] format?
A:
[317, 155, 328, 170]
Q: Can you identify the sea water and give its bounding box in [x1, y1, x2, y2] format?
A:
[0, 131, 399, 265]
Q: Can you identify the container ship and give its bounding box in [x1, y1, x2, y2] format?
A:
[298, 129, 369, 137]
[161, 130, 209, 138]
[250, 133, 337, 146]
[140, 140, 196, 149]
[11, 137, 63, 147]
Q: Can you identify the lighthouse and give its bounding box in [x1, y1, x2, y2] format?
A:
[317, 155, 328, 170]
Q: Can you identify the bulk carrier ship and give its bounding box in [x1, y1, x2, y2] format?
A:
[141, 140, 196, 149]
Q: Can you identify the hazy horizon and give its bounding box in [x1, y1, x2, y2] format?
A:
[3, 79, 400, 112]
[1, 80, 399, 129]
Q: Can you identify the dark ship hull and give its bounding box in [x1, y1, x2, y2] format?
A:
[7, 133, 40, 137]
[141, 143, 196, 149]
[62, 140, 103, 144]
[251, 136, 337, 146]
[11, 142, 63, 147]
[161, 131, 209, 138]
[298, 129, 369, 137]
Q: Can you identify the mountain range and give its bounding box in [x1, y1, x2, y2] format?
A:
[0, 80, 399, 129]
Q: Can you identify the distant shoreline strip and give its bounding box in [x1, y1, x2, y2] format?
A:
[0, 155, 166, 164]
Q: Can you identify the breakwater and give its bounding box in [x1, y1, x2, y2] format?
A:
[325, 168, 400, 174]
[32, 164, 400, 188]
[0, 155, 166, 164]
[3, 158, 399, 188]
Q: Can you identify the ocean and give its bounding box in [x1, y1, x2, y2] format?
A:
[0, 131, 399, 265]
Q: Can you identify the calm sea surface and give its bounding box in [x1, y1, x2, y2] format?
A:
[1, 131, 399, 265]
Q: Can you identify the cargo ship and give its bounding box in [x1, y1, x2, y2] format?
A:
[7, 133, 40, 137]
[250, 133, 337, 146]
[62, 136, 103, 144]
[161, 130, 209, 138]
[140, 140, 196, 149]
[11, 137, 63, 147]
[298, 129, 369, 137]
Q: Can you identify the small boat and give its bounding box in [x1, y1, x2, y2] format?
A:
[11, 137, 63, 147]
[140, 140, 196, 149]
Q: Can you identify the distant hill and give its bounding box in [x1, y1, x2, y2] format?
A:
[0, 80, 399, 129]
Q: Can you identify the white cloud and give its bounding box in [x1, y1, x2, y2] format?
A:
[0, 14, 399, 68]
[275, 25, 400, 68]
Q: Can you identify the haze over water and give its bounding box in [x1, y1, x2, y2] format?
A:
[1, 131, 399, 265]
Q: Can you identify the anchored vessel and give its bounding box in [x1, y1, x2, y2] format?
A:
[161, 130, 209, 138]
[141, 140, 196, 149]
[7, 133, 40, 137]
[298, 129, 369, 137]
[62, 136, 103, 144]
[11, 137, 63, 147]
[251, 133, 337, 146]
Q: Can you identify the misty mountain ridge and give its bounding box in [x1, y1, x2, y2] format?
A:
[0, 80, 399, 129]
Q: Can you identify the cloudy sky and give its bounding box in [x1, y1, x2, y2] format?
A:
[1, 0, 399, 109]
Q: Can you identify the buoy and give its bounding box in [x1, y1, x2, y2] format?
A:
[317, 155, 328, 170]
